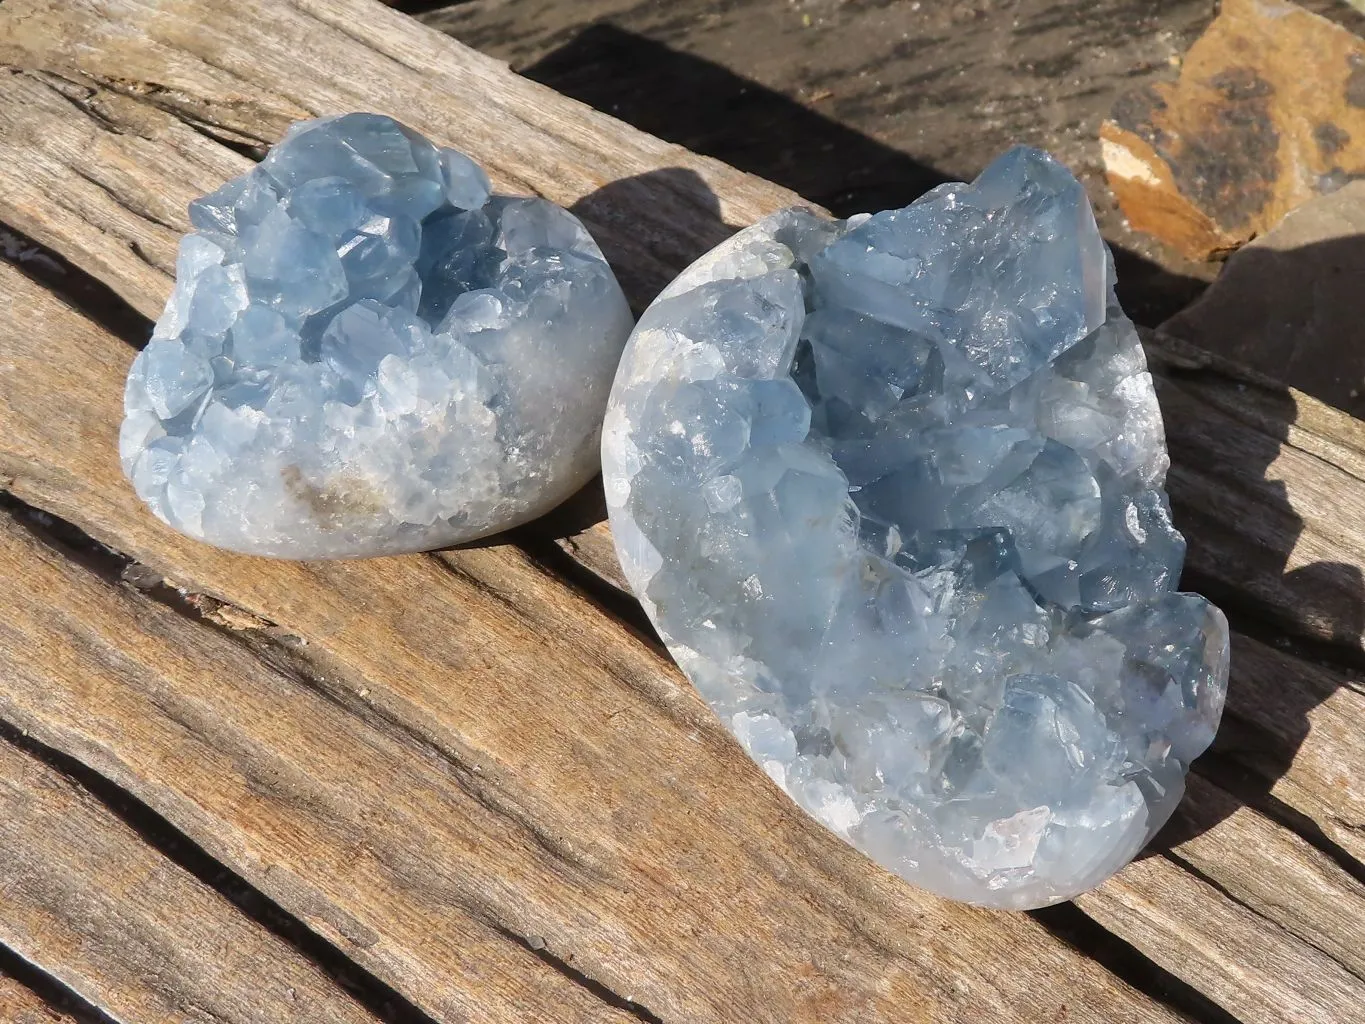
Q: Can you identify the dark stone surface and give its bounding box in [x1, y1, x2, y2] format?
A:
[416, 0, 1223, 325]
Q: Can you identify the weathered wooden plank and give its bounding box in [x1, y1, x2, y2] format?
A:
[1076, 854, 1361, 1024]
[1165, 773, 1365, 983]
[0, 733, 386, 1024]
[0, 0, 806, 313]
[0, 72, 248, 321]
[1151, 343, 1365, 653]
[0, 974, 83, 1024]
[5, 0, 1363, 662]
[4, 210, 1364, 1024]
[0, 257, 1185, 1024]
[0, 1, 1360, 1020]
[0, 494, 641, 1023]
[1147, 332, 1365, 485]
[1074, 773, 1365, 1024]
[1210, 633, 1365, 864]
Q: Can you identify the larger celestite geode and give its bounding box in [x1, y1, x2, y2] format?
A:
[121, 113, 633, 558]
[602, 147, 1229, 909]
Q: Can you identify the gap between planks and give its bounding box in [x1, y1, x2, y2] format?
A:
[0, 946, 113, 1024]
[0, 98, 1199, 1024]
[0, 124, 1348, 1024]
[0, 706, 412, 1024]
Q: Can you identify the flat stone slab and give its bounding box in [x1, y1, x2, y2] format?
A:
[1102, 0, 1365, 261]
[1161, 180, 1365, 417]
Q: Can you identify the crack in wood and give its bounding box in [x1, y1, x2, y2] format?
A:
[166, 111, 270, 161]
[26, 69, 130, 137]
[1191, 751, 1365, 888]
[0, 943, 119, 1024]
[0, 2, 1361, 1020]
[492, 923, 666, 1024]
[0, 718, 443, 1024]
[66, 163, 180, 234]
[1032, 903, 1241, 1024]
[2, 489, 611, 887]
[0, 222, 150, 348]
[1164, 848, 1365, 984]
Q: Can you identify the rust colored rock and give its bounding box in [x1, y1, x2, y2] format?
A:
[1102, 0, 1365, 261]
[1161, 180, 1365, 418]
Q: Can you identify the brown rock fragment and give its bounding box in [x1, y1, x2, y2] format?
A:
[1160, 180, 1365, 418]
[1103, 0, 1365, 261]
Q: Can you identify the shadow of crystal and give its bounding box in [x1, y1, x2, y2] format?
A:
[498, 26, 1365, 895]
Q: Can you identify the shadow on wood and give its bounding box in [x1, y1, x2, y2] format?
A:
[1148, 238, 1365, 880]
[514, 162, 1365, 881]
[0, 0, 1361, 1013]
[525, 36, 1365, 877]
[518, 23, 1209, 327]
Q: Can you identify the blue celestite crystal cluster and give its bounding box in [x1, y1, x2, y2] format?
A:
[602, 148, 1229, 908]
[121, 113, 633, 558]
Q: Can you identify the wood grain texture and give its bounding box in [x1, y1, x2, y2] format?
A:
[0, 258, 1182, 1023]
[1075, 773, 1365, 1024]
[0, 975, 82, 1024]
[0, 0, 807, 312]
[1154, 352, 1365, 654]
[0, 141, 1358, 1024]
[0, 733, 385, 1024]
[0, 71, 248, 321]
[1076, 854, 1361, 1024]
[1165, 774, 1365, 983]
[0, 0, 1362, 1021]
[529, 351, 1365, 877]
[0, 478, 641, 1024]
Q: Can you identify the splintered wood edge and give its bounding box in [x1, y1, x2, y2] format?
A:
[0, 489, 647, 1024]
[0, 973, 81, 1024]
[1, 130, 1361, 1024]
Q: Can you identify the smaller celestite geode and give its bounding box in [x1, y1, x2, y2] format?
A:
[121, 113, 633, 558]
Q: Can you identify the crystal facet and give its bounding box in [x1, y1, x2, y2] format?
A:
[123, 113, 633, 558]
[602, 147, 1229, 909]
